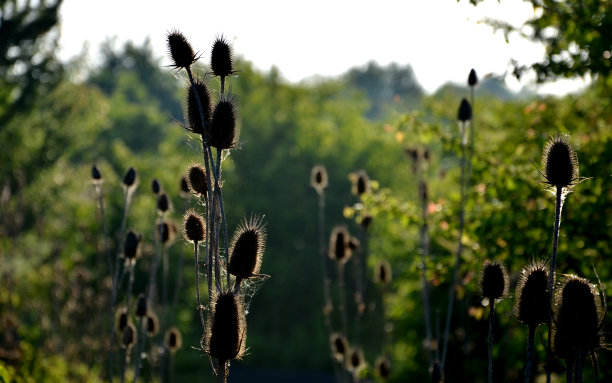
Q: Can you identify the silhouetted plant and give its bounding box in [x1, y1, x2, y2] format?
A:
[480, 260, 508, 383]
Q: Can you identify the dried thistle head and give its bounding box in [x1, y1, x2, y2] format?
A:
[135, 294, 148, 317]
[468, 68, 478, 87]
[115, 307, 129, 334]
[165, 326, 183, 353]
[310, 165, 328, 194]
[157, 192, 172, 214]
[330, 333, 348, 362]
[346, 347, 366, 375]
[121, 323, 136, 349]
[457, 98, 472, 122]
[146, 312, 159, 337]
[228, 215, 266, 283]
[179, 175, 190, 198]
[329, 226, 352, 264]
[374, 260, 392, 286]
[183, 209, 206, 244]
[122, 167, 138, 189]
[187, 163, 208, 197]
[210, 35, 234, 78]
[206, 291, 246, 363]
[185, 76, 212, 135]
[124, 230, 143, 260]
[542, 135, 579, 190]
[156, 221, 177, 246]
[91, 164, 102, 183]
[480, 260, 508, 304]
[208, 96, 238, 150]
[351, 170, 370, 196]
[167, 30, 197, 69]
[375, 356, 392, 380]
[514, 261, 549, 327]
[151, 178, 161, 195]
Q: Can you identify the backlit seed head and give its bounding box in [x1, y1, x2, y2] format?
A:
[151, 178, 161, 195]
[208, 96, 238, 150]
[167, 30, 197, 69]
[310, 165, 329, 194]
[458, 98, 472, 122]
[553, 275, 603, 359]
[146, 312, 159, 337]
[183, 210, 205, 243]
[330, 333, 348, 362]
[135, 294, 148, 317]
[374, 260, 392, 286]
[542, 135, 579, 189]
[124, 230, 143, 260]
[346, 347, 366, 374]
[206, 292, 246, 362]
[165, 326, 183, 353]
[156, 221, 177, 246]
[122, 167, 137, 188]
[157, 192, 172, 213]
[329, 226, 352, 264]
[480, 260, 508, 302]
[179, 175, 190, 198]
[468, 68, 478, 87]
[211, 36, 234, 78]
[121, 323, 136, 349]
[351, 170, 370, 196]
[228, 215, 266, 281]
[91, 164, 102, 182]
[187, 163, 208, 197]
[115, 307, 129, 334]
[375, 356, 391, 380]
[185, 76, 212, 135]
[514, 262, 549, 327]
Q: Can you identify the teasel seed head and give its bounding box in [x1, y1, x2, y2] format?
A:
[468, 68, 478, 87]
[310, 165, 329, 194]
[346, 347, 366, 375]
[542, 135, 579, 190]
[165, 326, 183, 353]
[208, 96, 238, 150]
[121, 323, 136, 349]
[553, 275, 603, 360]
[374, 259, 392, 286]
[156, 221, 177, 246]
[183, 209, 205, 244]
[135, 294, 148, 317]
[185, 76, 212, 135]
[211, 36, 234, 78]
[206, 291, 246, 363]
[360, 212, 373, 229]
[179, 175, 190, 198]
[458, 98, 472, 122]
[351, 170, 370, 196]
[151, 178, 161, 195]
[228, 215, 266, 283]
[375, 356, 392, 380]
[330, 333, 348, 362]
[91, 164, 102, 182]
[146, 312, 159, 337]
[167, 30, 197, 70]
[157, 192, 172, 214]
[187, 163, 208, 197]
[329, 226, 352, 264]
[480, 260, 508, 304]
[122, 167, 138, 189]
[115, 307, 129, 334]
[124, 230, 143, 260]
[514, 261, 550, 327]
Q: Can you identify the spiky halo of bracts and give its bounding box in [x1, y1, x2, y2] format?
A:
[182, 209, 206, 244]
[208, 95, 239, 150]
[121, 323, 136, 349]
[480, 260, 508, 303]
[350, 169, 370, 196]
[206, 291, 247, 363]
[186, 163, 208, 197]
[514, 261, 550, 327]
[184, 76, 212, 135]
[375, 356, 392, 380]
[330, 333, 348, 362]
[346, 347, 366, 375]
[210, 35, 235, 78]
[310, 165, 329, 194]
[329, 226, 352, 264]
[166, 30, 198, 70]
[542, 135, 579, 190]
[165, 326, 183, 353]
[228, 215, 266, 282]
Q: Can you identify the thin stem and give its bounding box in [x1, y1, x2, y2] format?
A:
[120, 347, 130, 383]
[317, 191, 333, 333]
[488, 301, 495, 383]
[95, 183, 113, 277]
[420, 179, 433, 367]
[131, 317, 145, 383]
[194, 242, 207, 337]
[575, 349, 583, 383]
[121, 261, 135, 383]
[524, 325, 536, 383]
[338, 262, 348, 338]
[546, 186, 563, 383]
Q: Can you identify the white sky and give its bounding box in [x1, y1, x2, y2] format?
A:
[58, 0, 591, 95]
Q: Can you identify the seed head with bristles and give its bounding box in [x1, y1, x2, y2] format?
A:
[480, 260, 508, 304]
[156, 221, 177, 246]
[375, 356, 392, 380]
[121, 323, 136, 349]
[329, 226, 352, 264]
[115, 307, 129, 334]
[91, 164, 102, 182]
[458, 98, 472, 122]
[310, 165, 328, 194]
[183, 209, 206, 244]
[542, 135, 579, 190]
[514, 261, 550, 327]
[151, 178, 161, 195]
[185, 76, 212, 135]
[157, 192, 172, 214]
[166, 30, 197, 70]
[165, 326, 183, 353]
[228, 215, 266, 283]
[206, 291, 246, 363]
[179, 175, 190, 198]
[122, 167, 137, 189]
[330, 333, 348, 362]
[210, 36, 234, 78]
[374, 259, 392, 286]
[208, 96, 238, 150]
[146, 312, 159, 337]
[351, 170, 370, 196]
[124, 230, 143, 260]
[468, 68, 478, 87]
[135, 294, 148, 317]
[187, 163, 208, 197]
[346, 347, 366, 375]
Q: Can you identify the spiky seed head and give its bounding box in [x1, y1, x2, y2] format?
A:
[185, 77, 212, 135]
[553, 275, 603, 359]
[375, 356, 391, 380]
[146, 312, 159, 337]
[514, 262, 549, 327]
[156, 221, 177, 246]
[165, 326, 183, 353]
[346, 347, 366, 374]
[228, 215, 266, 281]
[151, 178, 161, 195]
[122, 167, 137, 188]
[115, 307, 129, 333]
[157, 192, 172, 213]
[206, 292, 246, 362]
[310, 165, 329, 194]
[208, 96, 238, 150]
[458, 98, 472, 122]
[211, 36, 234, 78]
[542, 135, 579, 189]
[121, 323, 136, 349]
[468, 68, 478, 87]
[352, 170, 370, 196]
[91, 164, 102, 182]
[480, 260, 508, 302]
[179, 175, 190, 198]
[167, 30, 196, 69]
[330, 333, 348, 362]
[135, 294, 148, 317]
[187, 163, 208, 197]
[329, 226, 352, 264]
[183, 210, 205, 243]
[360, 212, 373, 229]
[124, 230, 143, 260]
[374, 260, 392, 286]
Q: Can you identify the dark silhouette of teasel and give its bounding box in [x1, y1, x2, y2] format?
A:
[184, 76, 212, 135]
[480, 260, 508, 302]
[468, 68, 478, 87]
[206, 292, 246, 363]
[151, 178, 161, 195]
[165, 326, 183, 353]
[123, 230, 142, 260]
[329, 226, 352, 264]
[122, 167, 137, 188]
[167, 30, 197, 70]
[187, 163, 208, 197]
[542, 135, 579, 190]
[183, 209, 205, 244]
[515, 262, 550, 327]
[91, 164, 102, 182]
[310, 165, 329, 194]
[211, 36, 234, 78]
[228, 215, 267, 287]
[208, 96, 238, 150]
[457, 98, 472, 122]
[135, 294, 148, 317]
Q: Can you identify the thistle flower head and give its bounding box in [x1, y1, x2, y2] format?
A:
[124, 230, 143, 260]
[185, 76, 212, 135]
[330, 333, 348, 362]
[211, 36, 234, 78]
[374, 260, 392, 286]
[228, 215, 266, 282]
[135, 294, 148, 317]
[156, 221, 177, 246]
[480, 260, 508, 304]
[187, 163, 208, 197]
[121, 323, 136, 349]
[146, 312, 159, 337]
[122, 167, 138, 189]
[375, 356, 391, 380]
[157, 192, 172, 214]
[351, 170, 370, 196]
[514, 261, 550, 327]
[208, 96, 238, 150]
[179, 175, 190, 198]
[542, 135, 579, 190]
[183, 209, 205, 243]
[91, 164, 102, 182]
[151, 178, 161, 195]
[329, 226, 352, 264]
[457, 98, 472, 122]
[346, 347, 366, 375]
[165, 326, 183, 353]
[310, 165, 328, 194]
[115, 307, 129, 334]
[167, 30, 197, 69]
[468, 68, 478, 87]
[206, 291, 246, 363]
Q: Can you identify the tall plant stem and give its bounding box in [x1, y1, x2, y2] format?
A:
[131, 316, 145, 383]
[524, 325, 536, 383]
[546, 186, 563, 383]
[575, 348, 584, 383]
[95, 184, 113, 277]
[193, 242, 207, 337]
[353, 227, 364, 347]
[120, 260, 136, 383]
[419, 178, 434, 367]
[488, 301, 495, 383]
[337, 262, 348, 338]
[441, 121, 469, 369]
[317, 192, 333, 332]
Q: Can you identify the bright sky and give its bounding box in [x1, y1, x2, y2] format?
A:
[58, 0, 590, 95]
